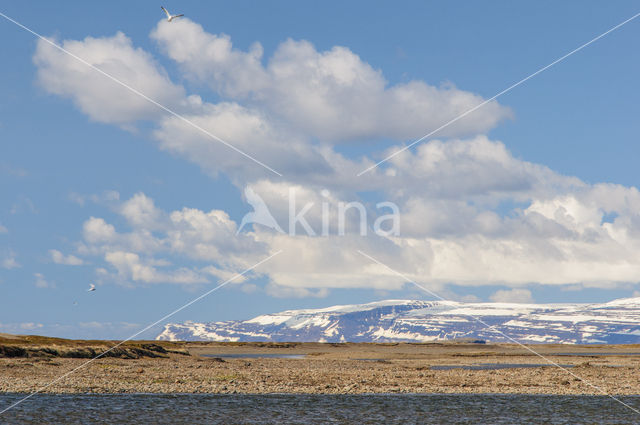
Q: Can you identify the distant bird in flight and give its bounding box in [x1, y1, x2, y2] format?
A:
[87, 283, 96, 292]
[161, 6, 184, 22]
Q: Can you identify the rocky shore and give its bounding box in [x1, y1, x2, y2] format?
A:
[1, 335, 640, 395]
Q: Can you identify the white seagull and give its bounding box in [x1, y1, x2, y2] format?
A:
[161, 6, 184, 22]
[87, 283, 96, 292]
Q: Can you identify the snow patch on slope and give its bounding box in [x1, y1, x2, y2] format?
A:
[157, 297, 640, 344]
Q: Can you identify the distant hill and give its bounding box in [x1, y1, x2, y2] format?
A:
[157, 297, 640, 344]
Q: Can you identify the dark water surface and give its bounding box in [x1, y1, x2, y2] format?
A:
[202, 353, 306, 359]
[555, 352, 640, 356]
[430, 363, 575, 370]
[1, 393, 639, 424]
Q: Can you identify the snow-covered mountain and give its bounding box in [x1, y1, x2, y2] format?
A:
[156, 297, 640, 344]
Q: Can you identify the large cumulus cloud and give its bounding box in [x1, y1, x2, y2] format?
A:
[33, 19, 640, 296]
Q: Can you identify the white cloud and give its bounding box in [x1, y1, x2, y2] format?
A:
[69, 190, 120, 206]
[10, 196, 37, 215]
[167, 207, 262, 263]
[104, 251, 207, 284]
[0, 322, 44, 332]
[0, 163, 28, 178]
[83, 217, 117, 244]
[152, 101, 331, 181]
[34, 272, 54, 289]
[152, 21, 267, 99]
[151, 20, 511, 142]
[265, 283, 329, 298]
[257, 232, 412, 291]
[240, 283, 259, 294]
[71, 193, 412, 290]
[203, 266, 248, 284]
[0, 224, 7, 234]
[382, 136, 582, 202]
[72, 194, 268, 285]
[32, 21, 512, 183]
[32, 20, 640, 296]
[490, 289, 534, 303]
[68, 192, 85, 206]
[1, 251, 20, 270]
[119, 192, 165, 230]
[33, 32, 189, 125]
[64, 179, 640, 292]
[19, 322, 43, 330]
[49, 249, 84, 266]
[240, 180, 371, 235]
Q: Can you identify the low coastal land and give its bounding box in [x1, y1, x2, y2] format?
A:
[1, 334, 639, 395]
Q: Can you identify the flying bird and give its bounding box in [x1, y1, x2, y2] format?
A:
[161, 6, 184, 22]
[87, 283, 96, 292]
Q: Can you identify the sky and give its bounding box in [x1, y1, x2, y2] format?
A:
[1, 1, 640, 339]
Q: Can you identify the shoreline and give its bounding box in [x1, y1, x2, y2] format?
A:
[3, 391, 639, 397]
[2, 335, 640, 395]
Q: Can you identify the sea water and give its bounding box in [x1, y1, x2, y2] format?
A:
[0, 393, 638, 424]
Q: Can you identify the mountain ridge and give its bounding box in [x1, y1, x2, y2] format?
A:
[156, 297, 640, 344]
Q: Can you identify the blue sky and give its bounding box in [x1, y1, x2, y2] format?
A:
[1, 1, 639, 339]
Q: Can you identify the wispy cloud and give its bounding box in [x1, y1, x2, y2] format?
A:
[1, 251, 20, 270]
[34, 272, 55, 289]
[10, 196, 37, 215]
[68, 190, 120, 207]
[49, 249, 84, 266]
[0, 163, 28, 178]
